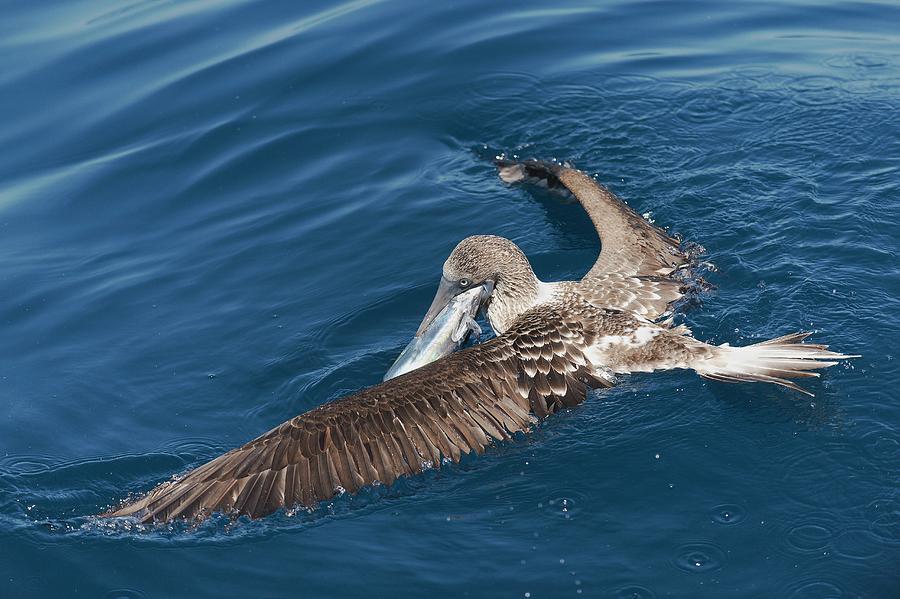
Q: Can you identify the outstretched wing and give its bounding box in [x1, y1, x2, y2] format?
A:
[498, 159, 693, 318]
[106, 306, 611, 523]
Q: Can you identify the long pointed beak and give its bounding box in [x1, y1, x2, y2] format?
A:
[415, 276, 458, 336]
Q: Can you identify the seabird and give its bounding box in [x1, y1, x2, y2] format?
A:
[105, 160, 856, 524]
[382, 159, 698, 378]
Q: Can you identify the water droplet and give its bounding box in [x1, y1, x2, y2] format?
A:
[611, 584, 655, 599]
[542, 494, 582, 519]
[672, 542, 726, 573]
[710, 503, 745, 525]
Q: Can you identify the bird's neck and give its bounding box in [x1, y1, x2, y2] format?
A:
[487, 262, 554, 334]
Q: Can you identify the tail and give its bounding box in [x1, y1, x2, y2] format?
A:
[694, 332, 859, 396]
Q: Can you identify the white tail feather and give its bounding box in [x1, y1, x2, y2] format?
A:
[694, 332, 859, 396]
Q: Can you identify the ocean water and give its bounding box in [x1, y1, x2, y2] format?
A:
[1, 0, 898, 596]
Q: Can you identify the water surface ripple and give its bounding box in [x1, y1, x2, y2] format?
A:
[1, 0, 899, 597]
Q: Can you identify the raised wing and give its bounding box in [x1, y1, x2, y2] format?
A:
[106, 305, 611, 523]
[498, 159, 694, 318]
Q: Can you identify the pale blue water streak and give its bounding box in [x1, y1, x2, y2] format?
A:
[0, 0, 898, 597]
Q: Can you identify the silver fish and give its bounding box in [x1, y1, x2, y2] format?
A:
[383, 285, 487, 380]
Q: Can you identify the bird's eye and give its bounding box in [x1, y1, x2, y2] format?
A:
[459, 278, 470, 287]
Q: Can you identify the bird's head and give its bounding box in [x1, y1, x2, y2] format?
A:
[415, 235, 532, 335]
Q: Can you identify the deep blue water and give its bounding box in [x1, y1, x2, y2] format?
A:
[2, 0, 899, 596]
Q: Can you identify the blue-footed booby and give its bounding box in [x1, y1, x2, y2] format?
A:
[104, 160, 855, 524]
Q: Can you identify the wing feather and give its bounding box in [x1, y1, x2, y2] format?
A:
[104, 305, 609, 523]
[498, 159, 695, 318]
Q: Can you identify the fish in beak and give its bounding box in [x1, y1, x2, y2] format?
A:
[384, 280, 493, 380]
[416, 276, 465, 336]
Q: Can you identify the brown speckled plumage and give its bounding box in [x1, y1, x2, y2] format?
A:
[104, 160, 856, 524]
[107, 302, 614, 523]
[497, 159, 692, 318]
